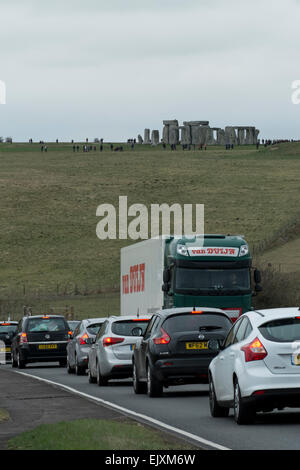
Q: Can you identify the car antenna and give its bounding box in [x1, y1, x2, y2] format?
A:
[137, 308, 139, 318]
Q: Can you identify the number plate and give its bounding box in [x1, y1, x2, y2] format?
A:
[130, 344, 135, 351]
[186, 342, 208, 350]
[0, 347, 11, 352]
[38, 344, 58, 350]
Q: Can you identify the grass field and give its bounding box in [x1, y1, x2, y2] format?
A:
[7, 418, 197, 450]
[1, 142, 300, 318]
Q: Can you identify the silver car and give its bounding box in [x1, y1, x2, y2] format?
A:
[67, 318, 107, 375]
[88, 315, 151, 385]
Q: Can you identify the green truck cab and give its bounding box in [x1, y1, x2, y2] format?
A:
[162, 235, 262, 321]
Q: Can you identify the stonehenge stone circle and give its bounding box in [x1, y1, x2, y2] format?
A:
[139, 121, 259, 147]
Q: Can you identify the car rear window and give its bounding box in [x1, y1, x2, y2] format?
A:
[87, 323, 104, 335]
[0, 323, 17, 334]
[27, 317, 67, 333]
[163, 313, 232, 333]
[111, 320, 149, 337]
[259, 318, 300, 343]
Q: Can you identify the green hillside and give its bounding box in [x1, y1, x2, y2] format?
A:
[1, 142, 299, 318]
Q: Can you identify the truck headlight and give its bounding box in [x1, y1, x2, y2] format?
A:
[177, 244, 189, 256]
[239, 245, 249, 256]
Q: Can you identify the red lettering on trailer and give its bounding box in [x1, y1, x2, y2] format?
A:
[123, 263, 145, 295]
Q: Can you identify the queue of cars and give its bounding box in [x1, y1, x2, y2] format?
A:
[3, 306, 300, 425]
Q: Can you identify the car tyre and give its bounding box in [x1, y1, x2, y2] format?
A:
[88, 363, 97, 384]
[96, 362, 108, 386]
[11, 352, 18, 368]
[133, 361, 147, 394]
[67, 356, 75, 374]
[233, 379, 255, 425]
[147, 364, 163, 397]
[209, 375, 229, 418]
[75, 356, 85, 376]
[17, 351, 26, 369]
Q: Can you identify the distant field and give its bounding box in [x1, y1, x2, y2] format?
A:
[1, 142, 300, 318]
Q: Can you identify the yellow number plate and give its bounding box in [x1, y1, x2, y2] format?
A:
[0, 347, 11, 352]
[38, 344, 58, 350]
[186, 342, 208, 350]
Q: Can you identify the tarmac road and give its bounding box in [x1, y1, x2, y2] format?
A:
[2, 362, 300, 450]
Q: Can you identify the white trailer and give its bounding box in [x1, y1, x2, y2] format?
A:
[120, 238, 165, 316]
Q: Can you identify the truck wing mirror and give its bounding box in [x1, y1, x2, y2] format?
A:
[163, 269, 170, 283]
[254, 269, 262, 284]
[162, 283, 170, 292]
[255, 284, 263, 293]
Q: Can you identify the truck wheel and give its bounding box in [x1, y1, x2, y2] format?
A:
[147, 364, 163, 397]
[233, 379, 255, 425]
[96, 362, 108, 386]
[133, 361, 147, 394]
[209, 375, 229, 418]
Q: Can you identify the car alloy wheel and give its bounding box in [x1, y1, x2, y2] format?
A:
[233, 379, 255, 425]
[133, 362, 147, 394]
[209, 375, 229, 418]
[96, 362, 108, 386]
[147, 364, 163, 397]
[88, 362, 97, 384]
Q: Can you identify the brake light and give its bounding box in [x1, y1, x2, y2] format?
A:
[153, 328, 170, 345]
[241, 337, 267, 362]
[79, 333, 89, 345]
[103, 337, 124, 347]
[20, 333, 28, 344]
[191, 311, 203, 314]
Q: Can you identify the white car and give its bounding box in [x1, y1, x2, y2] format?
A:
[208, 307, 300, 424]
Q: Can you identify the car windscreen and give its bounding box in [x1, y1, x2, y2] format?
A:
[162, 313, 232, 333]
[87, 322, 104, 335]
[175, 268, 250, 291]
[27, 318, 67, 333]
[111, 320, 149, 337]
[259, 318, 300, 343]
[0, 324, 18, 334]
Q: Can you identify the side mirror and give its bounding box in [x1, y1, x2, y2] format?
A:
[254, 269, 262, 284]
[86, 337, 95, 345]
[208, 339, 224, 353]
[255, 284, 263, 293]
[162, 283, 170, 292]
[132, 327, 143, 337]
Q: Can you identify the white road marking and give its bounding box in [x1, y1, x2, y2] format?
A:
[12, 369, 230, 450]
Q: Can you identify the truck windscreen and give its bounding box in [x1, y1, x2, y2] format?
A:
[175, 268, 250, 293]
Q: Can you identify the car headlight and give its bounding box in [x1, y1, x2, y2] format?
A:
[177, 244, 189, 256]
[239, 245, 249, 257]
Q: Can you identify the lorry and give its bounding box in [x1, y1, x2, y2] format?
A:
[120, 234, 262, 321]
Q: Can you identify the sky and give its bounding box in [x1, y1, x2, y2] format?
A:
[0, 0, 300, 142]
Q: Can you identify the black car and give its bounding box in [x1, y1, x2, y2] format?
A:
[11, 315, 71, 368]
[0, 321, 18, 363]
[132, 307, 233, 397]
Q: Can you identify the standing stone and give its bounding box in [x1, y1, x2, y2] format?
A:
[144, 129, 151, 144]
[217, 129, 226, 146]
[151, 130, 159, 146]
[206, 127, 215, 145]
[179, 125, 191, 145]
[225, 127, 238, 146]
[137, 134, 143, 144]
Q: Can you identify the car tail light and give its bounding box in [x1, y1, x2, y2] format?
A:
[153, 328, 170, 345]
[241, 337, 267, 362]
[20, 333, 28, 344]
[103, 337, 125, 347]
[79, 333, 89, 345]
[191, 310, 203, 314]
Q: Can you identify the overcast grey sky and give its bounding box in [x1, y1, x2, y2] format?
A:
[0, 0, 300, 141]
